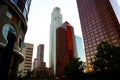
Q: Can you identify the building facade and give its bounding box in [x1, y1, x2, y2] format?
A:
[76, 0, 120, 71]
[49, 7, 62, 75]
[0, 0, 31, 79]
[18, 43, 33, 77]
[11, 0, 31, 21]
[56, 21, 76, 78]
[75, 36, 86, 62]
[37, 44, 44, 66]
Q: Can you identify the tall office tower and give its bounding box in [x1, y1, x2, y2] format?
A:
[56, 21, 77, 78]
[76, 0, 120, 71]
[110, 0, 120, 23]
[18, 43, 33, 77]
[0, 0, 31, 79]
[49, 7, 62, 75]
[37, 44, 44, 66]
[75, 36, 86, 62]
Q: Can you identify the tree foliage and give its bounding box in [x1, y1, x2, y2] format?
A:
[92, 41, 120, 71]
[64, 58, 85, 80]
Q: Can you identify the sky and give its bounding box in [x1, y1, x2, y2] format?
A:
[24, 0, 120, 67]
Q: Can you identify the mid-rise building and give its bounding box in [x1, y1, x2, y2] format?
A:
[37, 44, 44, 66]
[75, 36, 86, 62]
[0, 0, 31, 79]
[56, 21, 76, 78]
[33, 58, 38, 70]
[49, 7, 62, 75]
[18, 42, 33, 77]
[76, 0, 120, 71]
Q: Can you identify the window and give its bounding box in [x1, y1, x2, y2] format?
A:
[2, 24, 16, 42]
[6, 11, 12, 19]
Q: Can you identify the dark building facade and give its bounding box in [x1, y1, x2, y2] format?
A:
[37, 44, 44, 66]
[0, 0, 31, 79]
[56, 21, 76, 78]
[76, 0, 120, 71]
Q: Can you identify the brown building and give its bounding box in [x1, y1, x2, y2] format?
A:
[56, 21, 76, 78]
[76, 0, 120, 71]
[37, 44, 44, 66]
[32, 62, 54, 80]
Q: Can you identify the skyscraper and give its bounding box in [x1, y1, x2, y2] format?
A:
[76, 0, 120, 71]
[49, 7, 62, 74]
[110, 0, 120, 23]
[56, 21, 77, 78]
[75, 36, 86, 62]
[37, 44, 44, 66]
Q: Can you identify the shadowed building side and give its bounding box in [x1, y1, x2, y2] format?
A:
[0, 0, 31, 79]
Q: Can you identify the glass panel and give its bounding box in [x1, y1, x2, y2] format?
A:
[2, 24, 16, 40]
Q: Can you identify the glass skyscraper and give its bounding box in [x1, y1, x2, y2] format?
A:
[75, 36, 86, 62]
[49, 7, 62, 75]
[110, 0, 120, 23]
[76, 0, 120, 71]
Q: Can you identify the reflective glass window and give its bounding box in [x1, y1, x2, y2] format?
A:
[2, 24, 16, 41]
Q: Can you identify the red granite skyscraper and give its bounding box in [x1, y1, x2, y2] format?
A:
[76, 0, 120, 71]
[56, 21, 77, 78]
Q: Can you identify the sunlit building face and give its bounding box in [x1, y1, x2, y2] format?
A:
[49, 7, 62, 75]
[76, 0, 120, 71]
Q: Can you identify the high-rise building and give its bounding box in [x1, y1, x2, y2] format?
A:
[49, 7, 62, 75]
[110, 0, 120, 23]
[18, 43, 33, 77]
[37, 44, 44, 66]
[0, 0, 31, 79]
[75, 36, 86, 62]
[76, 0, 120, 71]
[56, 21, 77, 78]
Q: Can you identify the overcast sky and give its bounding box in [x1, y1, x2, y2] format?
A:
[24, 0, 120, 67]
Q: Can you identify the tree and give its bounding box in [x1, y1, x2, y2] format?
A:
[64, 58, 85, 80]
[92, 41, 120, 71]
